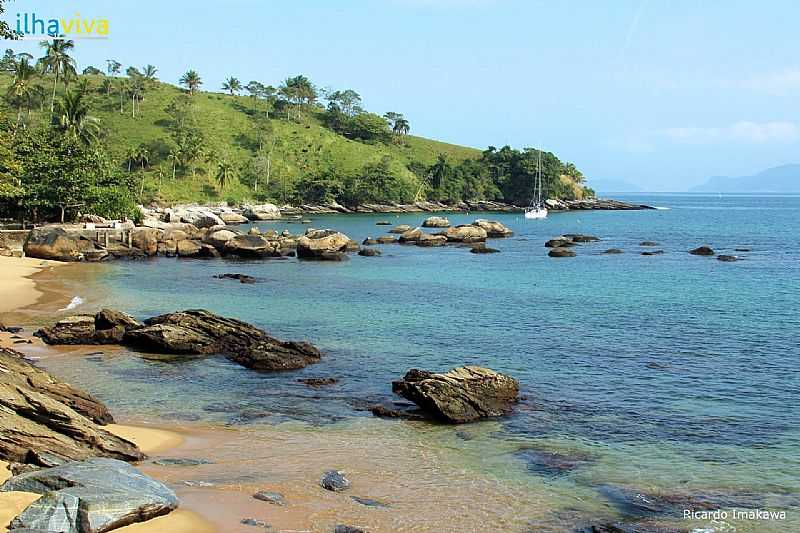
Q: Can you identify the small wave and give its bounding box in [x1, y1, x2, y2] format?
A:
[58, 296, 84, 312]
[653, 206, 671, 210]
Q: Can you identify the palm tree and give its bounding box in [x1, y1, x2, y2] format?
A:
[128, 75, 145, 118]
[6, 58, 38, 126]
[142, 64, 158, 81]
[53, 90, 100, 145]
[167, 149, 181, 180]
[179, 70, 202, 95]
[222, 76, 242, 96]
[216, 159, 235, 191]
[106, 59, 121, 76]
[125, 147, 138, 172]
[394, 117, 410, 136]
[136, 146, 150, 170]
[101, 77, 113, 95]
[39, 38, 77, 117]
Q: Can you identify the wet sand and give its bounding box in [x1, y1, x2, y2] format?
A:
[0, 257, 63, 317]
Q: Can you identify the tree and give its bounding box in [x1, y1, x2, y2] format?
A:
[384, 112, 410, 137]
[179, 70, 202, 95]
[279, 75, 317, 119]
[327, 89, 363, 117]
[6, 58, 38, 126]
[101, 77, 113, 95]
[166, 148, 181, 180]
[165, 96, 205, 176]
[39, 38, 77, 117]
[142, 64, 158, 81]
[216, 159, 235, 191]
[222, 76, 242, 95]
[128, 74, 145, 118]
[106, 59, 121, 76]
[0, 1, 20, 40]
[52, 90, 100, 145]
[82, 66, 103, 75]
[0, 49, 15, 71]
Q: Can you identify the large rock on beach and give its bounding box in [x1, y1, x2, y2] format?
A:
[444, 225, 487, 243]
[472, 219, 513, 237]
[131, 228, 162, 256]
[1, 458, 177, 532]
[0, 347, 143, 467]
[219, 211, 248, 225]
[204, 228, 238, 251]
[296, 229, 351, 260]
[178, 209, 224, 229]
[243, 203, 281, 220]
[422, 216, 450, 228]
[124, 309, 322, 371]
[23, 227, 84, 262]
[391, 366, 519, 423]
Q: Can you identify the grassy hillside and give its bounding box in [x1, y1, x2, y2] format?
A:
[2, 73, 479, 205]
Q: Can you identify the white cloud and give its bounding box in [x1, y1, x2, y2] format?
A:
[741, 68, 800, 95]
[661, 121, 799, 145]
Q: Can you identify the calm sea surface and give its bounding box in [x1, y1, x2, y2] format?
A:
[40, 194, 800, 531]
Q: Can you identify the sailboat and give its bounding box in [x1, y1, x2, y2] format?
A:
[524, 150, 548, 219]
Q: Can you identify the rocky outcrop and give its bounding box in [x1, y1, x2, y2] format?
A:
[422, 216, 450, 228]
[472, 219, 513, 237]
[388, 224, 412, 234]
[204, 228, 238, 251]
[397, 227, 423, 243]
[376, 235, 398, 244]
[125, 310, 322, 371]
[443, 225, 487, 243]
[390, 366, 519, 423]
[176, 208, 225, 229]
[416, 233, 447, 247]
[296, 229, 351, 260]
[0, 347, 143, 467]
[469, 244, 500, 254]
[243, 203, 281, 220]
[35, 310, 142, 345]
[131, 228, 162, 256]
[224, 235, 272, 258]
[219, 211, 248, 225]
[1, 458, 177, 532]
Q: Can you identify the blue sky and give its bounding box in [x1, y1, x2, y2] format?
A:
[4, 0, 799, 191]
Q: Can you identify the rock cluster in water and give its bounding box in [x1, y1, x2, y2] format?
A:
[35, 309, 322, 371]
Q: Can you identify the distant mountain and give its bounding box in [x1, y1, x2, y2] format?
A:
[588, 179, 643, 194]
[691, 164, 800, 193]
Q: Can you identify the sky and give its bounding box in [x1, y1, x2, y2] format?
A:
[4, 0, 800, 191]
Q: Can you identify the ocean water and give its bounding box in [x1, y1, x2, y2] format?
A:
[39, 194, 800, 532]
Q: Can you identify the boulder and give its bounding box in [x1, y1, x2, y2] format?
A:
[23, 227, 83, 262]
[422, 216, 450, 228]
[398, 227, 423, 243]
[470, 244, 500, 254]
[176, 239, 203, 257]
[376, 235, 398, 244]
[296, 230, 351, 260]
[179, 209, 224, 229]
[248, 227, 262, 236]
[124, 310, 322, 371]
[321, 470, 351, 492]
[717, 255, 738, 262]
[1, 458, 177, 532]
[131, 228, 163, 256]
[0, 347, 143, 467]
[564, 234, 599, 243]
[358, 248, 381, 257]
[545, 238, 574, 248]
[415, 233, 447, 247]
[243, 204, 281, 221]
[253, 491, 285, 505]
[224, 235, 272, 258]
[204, 229, 238, 251]
[388, 224, 412, 234]
[444, 225, 487, 243]
[362, 237, 378, 246]
[34, 309, 141, 346]
[162, 228, 190, 243]
[472, 219, 513, 237]
[391, 366, 519, 423]
[335, 526, 365, 533]
[689, 246, 715, 256]
[548, 248, 576, 257]
[219, 212, 248, 225]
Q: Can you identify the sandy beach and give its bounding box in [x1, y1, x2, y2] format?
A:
[0, 257, 61, 316]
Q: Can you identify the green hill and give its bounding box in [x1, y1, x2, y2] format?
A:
[2, 73, 480, 205]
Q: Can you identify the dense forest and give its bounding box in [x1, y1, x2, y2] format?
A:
[0, 38, 593, 223]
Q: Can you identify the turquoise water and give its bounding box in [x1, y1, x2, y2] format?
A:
[41, 194, 800, 531]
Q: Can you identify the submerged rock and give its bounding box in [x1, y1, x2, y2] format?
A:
[214, 273, 257, 284]
[253, 490, 285, 505]
[351, 496, 389, 508]
[515, 448, 593, 477]
[0, 348, 143, 466]
[470, 244, 500, 254]
[151, 457, 212, 466]
[297, 377, 339, 387]
[564, 234, 599, 243]
[549, 248, 576, 257]
[388, 224, 412, 234]
[321, 470, 351, 492]
[640, 241, 659, 246]
[1, 458, 177, 532]
[641, 250, 665, 256]
[358, 248, 381, 257]
[376, 235, 398, 244]
[717, 254, 738, 262]
[689, 246, 715, 256]
[390, 366, 519, 423]
[603, 248, 624, 254]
